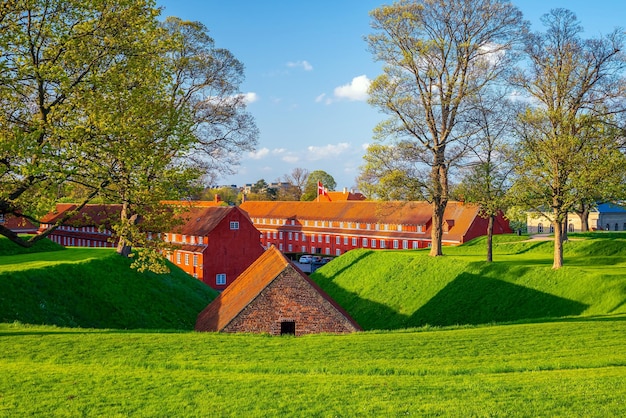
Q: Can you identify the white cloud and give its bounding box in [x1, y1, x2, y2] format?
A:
[306, 142, 351, 160]
[315, 93, 326, 103]
[241, 92, 259, 104]
[333, 75, 371, 102]
[287, 60, 313, 71]
[248, 148, 270, 160]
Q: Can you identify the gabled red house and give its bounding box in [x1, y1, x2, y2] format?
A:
[163, 204, 264, 290]
[38, 202, 264, 290]
[0, 214, 38, 234]
[195, 245, 361, 335]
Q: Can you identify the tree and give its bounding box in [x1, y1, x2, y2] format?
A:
[0, 0, 163, 247]
[301, 170, 336, 201]
[455, 89, 516, 262]
[510, 9, 626, 269]
[366, 0, 526, 256]
[280, 167, 310, 200]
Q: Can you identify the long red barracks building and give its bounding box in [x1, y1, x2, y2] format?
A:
[240, 191, 511, 256]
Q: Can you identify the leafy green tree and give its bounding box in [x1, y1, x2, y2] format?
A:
[0, 0, 162, 247]
[510, 9, 626, 269]
[365, 0, 526, 256]
[301, 170, 336, 201]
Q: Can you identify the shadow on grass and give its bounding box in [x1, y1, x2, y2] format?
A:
[408, 273, 589, 327]
[315, 265, 589, 330]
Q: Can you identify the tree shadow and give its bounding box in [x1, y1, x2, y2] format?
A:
[407, 273, 589, 327]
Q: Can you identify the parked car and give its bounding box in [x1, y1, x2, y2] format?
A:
[322, 257, 333, 264]
[312, 256, 322, 263]
[299, 255, 313, 264]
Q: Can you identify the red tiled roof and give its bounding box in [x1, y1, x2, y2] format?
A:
[1, 215, 38, 232]
[195, 246, 360, 332]
[240, 200, 476, 227]
[39, 204, 122, 227]
[172, 206, 237, 236]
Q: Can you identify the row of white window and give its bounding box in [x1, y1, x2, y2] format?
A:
[162, 221, 240, 245]
[262, 231, 424, 247]
[252, 218, 421, 233]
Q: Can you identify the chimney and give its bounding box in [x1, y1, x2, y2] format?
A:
[343, 187, 348, 194]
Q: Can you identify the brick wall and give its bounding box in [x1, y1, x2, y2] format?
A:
[222, 266, 359, 335]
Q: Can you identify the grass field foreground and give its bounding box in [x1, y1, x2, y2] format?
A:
[1, 318, 625, 416]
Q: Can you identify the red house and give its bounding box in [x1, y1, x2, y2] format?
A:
[240, 200, 511, 256]
[39, 201, 264, 290]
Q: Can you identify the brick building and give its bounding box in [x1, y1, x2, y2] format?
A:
[240, 200, 511, 256]
[39, 200, 264, 290]
[195, 245, 361, 335]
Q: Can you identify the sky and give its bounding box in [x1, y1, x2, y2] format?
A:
[155, 0, 626, 190]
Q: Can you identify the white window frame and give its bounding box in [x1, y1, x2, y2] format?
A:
[230, 221, 240, 230]
[216, 273, 226, 285]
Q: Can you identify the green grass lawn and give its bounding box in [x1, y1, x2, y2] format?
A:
[311, 233, 626, 330]
[1, 318, 625, 417]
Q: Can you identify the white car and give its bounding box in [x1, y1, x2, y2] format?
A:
[299, 255, 313, 264]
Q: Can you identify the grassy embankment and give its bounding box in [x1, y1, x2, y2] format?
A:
[0, 237, 217, 329]
[311, 232, 626, 329]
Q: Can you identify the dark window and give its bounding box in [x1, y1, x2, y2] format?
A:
[280, 321, 295, 336]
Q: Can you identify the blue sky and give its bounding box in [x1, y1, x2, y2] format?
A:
[156, 0, 625, 190]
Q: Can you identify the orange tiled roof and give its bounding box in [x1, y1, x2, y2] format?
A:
[240, 200, 476, 226]
[195, 246, 360, 332]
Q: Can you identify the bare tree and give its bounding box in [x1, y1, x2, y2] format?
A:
[366, 0, 526, 256]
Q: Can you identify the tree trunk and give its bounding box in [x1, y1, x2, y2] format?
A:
[486, 214, 494, 263]
[116, 200, 134, 257]
[552, 210, 564, 269]
[429, 200, 445, 256]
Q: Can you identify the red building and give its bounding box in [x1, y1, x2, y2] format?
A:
[0, 213, 38, 234]
[239, 200, 511, 256]
[39, 201, 264, 290]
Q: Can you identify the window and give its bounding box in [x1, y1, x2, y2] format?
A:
[198, 236, 204, 244]
[380, 240, 386, 248]
[176, 253, 181, 264]
[325, 235, 330, 243]
[393, 240, 399, 249]
[311, 235, 315, 242]
[336, 236, 340, 244]
[182, 235, 187, 243]
[318, 234, 322, 242]
[230, 221, 240, 230]
[193, 255, 198, 267]
[190, 235, 195, 244]
[216, 273, 226, 285]
[336, 249, 341, 256]
[288, 232, 293, 240]
[352, 237, 357, 246]
[279, 231, 283, 239]
[288, 244, 293, 252]
[302, 233, 306, 241]
[273, 232, 277, 239]
[295, 234, 299, 241]
[403, 240, 408, 249]
[371, 240, 376, 248]
[362, 238, 368, 247]
[344, 237, 348, 245]
[184, 253, 189, 265]
[538, 223, 543, 233]
[413, 241, 418, 249]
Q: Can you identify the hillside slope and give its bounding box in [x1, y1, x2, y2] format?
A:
[0, 238, 217, 329]
[311, 233, 626, 330]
